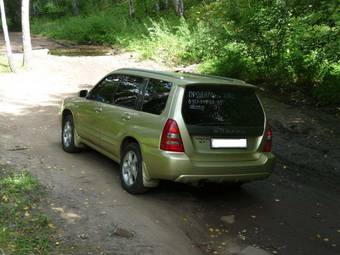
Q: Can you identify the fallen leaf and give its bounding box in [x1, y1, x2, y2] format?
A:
[48, 223, 55, 229]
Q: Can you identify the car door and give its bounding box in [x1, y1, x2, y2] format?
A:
[98, 74, 146, 158]
[75, 75, 118, 146]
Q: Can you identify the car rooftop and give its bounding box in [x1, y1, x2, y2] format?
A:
[111, 68, 257, 89]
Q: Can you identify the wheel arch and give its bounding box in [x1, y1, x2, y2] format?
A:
[120, 136, 141, 159]
[61, 109, 73, 126]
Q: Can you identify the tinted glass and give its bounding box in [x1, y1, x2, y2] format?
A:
[182, 85, 264, 136]
[142, 79, 172, 115]
[88, 75, 118, 104]
[114, 75, 144, 109]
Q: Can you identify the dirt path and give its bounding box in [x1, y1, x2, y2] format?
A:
[1, 34, 340, 255]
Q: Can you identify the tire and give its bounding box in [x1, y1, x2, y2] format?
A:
[62, 114, 79, 153]
[120, 143, 147, 194]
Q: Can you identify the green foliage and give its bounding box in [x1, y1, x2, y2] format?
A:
[198, 42, 257, 81]
[31, 4, 150, 45]
[0, 166, 54, 255]
[132, 18, 190, 64]
[313, 63, 340, 105]
[0, 56, 10, 73]
[31, 0, 340, 105]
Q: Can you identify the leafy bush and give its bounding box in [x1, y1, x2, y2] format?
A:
[132, 18, 191, 64]
[313, 63, 340, 105]
[198, 42, 257, 81]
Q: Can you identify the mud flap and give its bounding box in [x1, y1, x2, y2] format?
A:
[142, 161, 159, 188]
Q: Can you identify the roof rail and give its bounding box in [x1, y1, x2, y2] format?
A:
[178, 71, 244, 83]
[115, 68, 179, 79]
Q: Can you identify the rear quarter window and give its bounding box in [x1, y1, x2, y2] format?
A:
[141, 79, 172, 115]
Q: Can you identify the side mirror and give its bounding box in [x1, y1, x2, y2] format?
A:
[79, 90, 88, 98]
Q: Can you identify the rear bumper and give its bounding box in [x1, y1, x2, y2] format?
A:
[143, 148, 276, 183]
[175, 172, 271, 183]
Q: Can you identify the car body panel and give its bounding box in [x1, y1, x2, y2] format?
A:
[61, 68, 276, 184]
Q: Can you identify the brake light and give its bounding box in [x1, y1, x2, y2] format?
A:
[160, 119, 184, 152]
[262, 125, 273, 152]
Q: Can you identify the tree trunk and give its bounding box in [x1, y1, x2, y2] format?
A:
[178, 0, 184, 17]
[155, 1, 160, 14]
[0, 0, 16, 72]
[21, 0, 32, 67]
[164, 0, 168, 10]
[128, 0, 135, 18]
[172, 0, 184, 17]
[72, 0, 79, 16]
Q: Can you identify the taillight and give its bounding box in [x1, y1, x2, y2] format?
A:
[262, 125, 272, 152]
[160, 119, 184, 152]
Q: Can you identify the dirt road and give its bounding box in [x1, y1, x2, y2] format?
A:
[1, 34, 340, 255]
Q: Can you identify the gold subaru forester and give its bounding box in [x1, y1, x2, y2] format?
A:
[61, 68, 276, 194]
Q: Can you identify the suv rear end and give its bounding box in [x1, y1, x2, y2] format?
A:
[144, 81, 275, 184]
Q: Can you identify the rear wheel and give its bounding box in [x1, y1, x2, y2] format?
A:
[120, 143, 147, 194]
[62, 114, 79, 153]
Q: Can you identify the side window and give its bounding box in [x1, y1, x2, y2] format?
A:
[142, 79, 172, 115]
[114, 75, 144, 109]
[88, 75, 118, 104]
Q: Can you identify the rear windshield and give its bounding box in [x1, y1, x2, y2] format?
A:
[182, 85, 264, 136]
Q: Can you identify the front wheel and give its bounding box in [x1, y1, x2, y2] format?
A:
[62, 114, 79, 153]
[120, 143, 147, 194]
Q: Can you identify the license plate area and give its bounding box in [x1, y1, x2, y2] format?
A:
[211, 138, 247, 149]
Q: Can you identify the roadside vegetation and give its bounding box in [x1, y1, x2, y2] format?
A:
[0, 56, 10, 72]
[4, 0, 340, 105]
[0, 164, 54, 254]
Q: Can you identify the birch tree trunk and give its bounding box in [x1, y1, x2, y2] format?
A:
[21, 0, 32, 67]
[163, 0, 168, 10]
[178, 0, 184, 17]
[172, 0, 184, 17]
[128, 0, 135, 18]
[0, 0, 16, 72]
[155, 1, 160, 14]
[72, 0, 79, 16]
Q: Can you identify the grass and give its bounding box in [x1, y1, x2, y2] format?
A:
[0, 56, 10, 73]
[0, 163, 54, 255]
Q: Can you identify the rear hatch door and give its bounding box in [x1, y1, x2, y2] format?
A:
[181, 84, 265, 162]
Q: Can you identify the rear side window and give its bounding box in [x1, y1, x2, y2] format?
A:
[142, 79, 172, 115]
[182, 85, 264, 136]
[114, 75, 145, 109]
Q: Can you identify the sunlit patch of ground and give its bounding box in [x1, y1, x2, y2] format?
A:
[0, 48, 167, 116]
